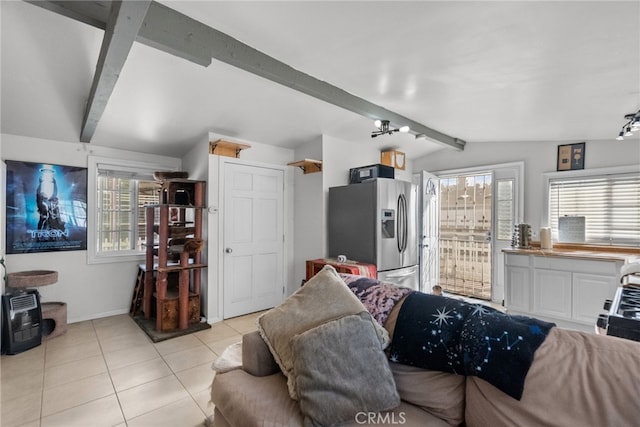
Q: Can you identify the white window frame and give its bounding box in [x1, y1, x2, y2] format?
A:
[542, 164, 640, 246]
[87, 156, 178, 264]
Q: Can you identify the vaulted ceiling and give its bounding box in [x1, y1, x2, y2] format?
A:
[2, 1, 639, 159]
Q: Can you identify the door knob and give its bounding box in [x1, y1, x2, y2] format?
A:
[225, 248, 233, 254]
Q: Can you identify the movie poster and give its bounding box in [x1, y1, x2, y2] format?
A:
[5, 161, 87, 254]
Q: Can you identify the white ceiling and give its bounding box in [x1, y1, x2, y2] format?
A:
[1, 1, 639, 159]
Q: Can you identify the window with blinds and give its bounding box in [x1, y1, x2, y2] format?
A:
[95, 165, 159, 254]
[548, 172, 640, 246]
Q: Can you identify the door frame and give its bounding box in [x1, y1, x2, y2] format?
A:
[432, 161, 524, 303]
[207, 155, 292, 322]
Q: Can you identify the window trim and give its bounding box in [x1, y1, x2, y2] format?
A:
[87, 156, 178, 264]
[542, 164, 640, 246]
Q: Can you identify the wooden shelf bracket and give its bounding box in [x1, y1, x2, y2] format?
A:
[287, 159, 322, 174]
[209, 139, 251, 158]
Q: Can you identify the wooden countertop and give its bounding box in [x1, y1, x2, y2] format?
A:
[503, 243, 640, 263]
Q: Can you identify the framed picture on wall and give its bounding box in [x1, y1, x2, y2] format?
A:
[5, 160, 87, 254]
[557, 142, 586, 171]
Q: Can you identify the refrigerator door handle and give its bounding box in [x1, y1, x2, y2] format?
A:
[398, 193, 408, 253]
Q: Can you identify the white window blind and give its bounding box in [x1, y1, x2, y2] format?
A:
[95, 164, 160, 255]
[549, 172, 640, 246]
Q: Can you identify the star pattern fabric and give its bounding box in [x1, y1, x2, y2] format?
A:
[388, 292, 555, 400]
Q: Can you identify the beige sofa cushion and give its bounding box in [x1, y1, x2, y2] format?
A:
[211, 370, 304, 426]
[291, 312, 400, 426]
[389, 362, 465, 426]
[211, 370, 450, 427]
[465, 327, 640, 427]
[257, 265, 389, 399]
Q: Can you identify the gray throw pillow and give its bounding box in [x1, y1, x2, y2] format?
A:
[257, 265, 389, 399]
[291, 312, 400, 427]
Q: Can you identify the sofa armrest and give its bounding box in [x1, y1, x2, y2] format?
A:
[242, 331, 280, 377]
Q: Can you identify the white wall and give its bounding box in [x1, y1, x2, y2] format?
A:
[1, 134, 181, 322]
[292, 137, 324, 286]
[413, 138, 640, 234]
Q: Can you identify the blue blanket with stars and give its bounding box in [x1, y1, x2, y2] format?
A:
[388, 292, 555, 400]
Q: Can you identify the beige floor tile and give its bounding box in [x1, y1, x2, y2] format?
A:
[109, 357, 173, 392]
[44, 355, 106, 389]
[94, 322, 144, 341]
[117, 375, 190, 420]
[1, 346, 45, 379]
[194, 322, 242, 344]
[44, 340, 102, 368]
[103, 343, 159, 370]
[154, 334, 203, 356]
[0, 391, 42, 426]
[41, 372, 114, 417]
[43, 324, 97, 352]
[205, 336, 242, 357]
[162, 345, 216, 373]
[126, 396, 206, 427]
[40, 394, 124, 427]
[98, 330, 151, 354]
[175, 362, 216, 395]
[223, 313, 261, 334]
[14, 420, 40, 427]
[192, 388, 215, 418]
[92, 314, 136, 330]
[44, 333, 99, 354]
[1, 368, 44, 402]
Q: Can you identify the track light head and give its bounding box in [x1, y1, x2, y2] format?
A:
[371, 119, 410, 138]
[616, 109, 640, 141]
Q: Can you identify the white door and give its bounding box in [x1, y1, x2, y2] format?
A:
[223, 163, 284, 318]
[413, 171, 439, 293]
[492, 164, 522, 304]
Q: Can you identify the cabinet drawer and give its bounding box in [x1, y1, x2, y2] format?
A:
[505, 253, 530, 267]
[533, 256, 618, 276]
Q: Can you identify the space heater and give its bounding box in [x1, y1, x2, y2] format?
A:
[1, 289, 42, 355]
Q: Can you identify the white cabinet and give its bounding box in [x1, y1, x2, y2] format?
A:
[505, 253, 531, 313]
[504, 252, 623, 331]
[572, 273, 617, 323]
[533, 269, 572, 320]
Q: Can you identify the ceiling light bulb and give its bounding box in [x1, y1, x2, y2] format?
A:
[631, 121, 640, 131]
[616, 131, 625, 141]
[624, 126, 634, 137]
[374, 120, 382, 129]
[399, 126, 410, 133]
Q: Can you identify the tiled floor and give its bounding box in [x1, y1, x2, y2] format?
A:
[1, 311, 262, 427]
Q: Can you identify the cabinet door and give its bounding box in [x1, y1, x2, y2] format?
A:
[572, 273, 617, 324]
[533, 269, 572, 320]
[505, 266, 531, 312]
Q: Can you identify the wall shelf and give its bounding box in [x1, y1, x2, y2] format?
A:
[288, 159, 322, 174]
[209, 139, 251, 158]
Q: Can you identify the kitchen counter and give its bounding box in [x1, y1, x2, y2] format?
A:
[503, 244, 640, 263]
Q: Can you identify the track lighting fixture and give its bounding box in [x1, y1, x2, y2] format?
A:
[371, 120, 410, 138]
[616, 110, 640, 140]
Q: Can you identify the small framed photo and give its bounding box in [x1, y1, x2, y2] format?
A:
[557, 142, 585, 171]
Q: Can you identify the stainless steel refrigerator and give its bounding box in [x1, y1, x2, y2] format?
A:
[328, 178, 418, 290]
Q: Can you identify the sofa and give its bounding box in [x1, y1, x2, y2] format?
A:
[211, 266, 640, 426]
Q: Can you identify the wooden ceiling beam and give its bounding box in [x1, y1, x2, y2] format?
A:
[79, 0, 151, 142]
[25, 0, 465, 150]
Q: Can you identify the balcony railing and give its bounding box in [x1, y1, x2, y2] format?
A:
[438, 233, 492, 300]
